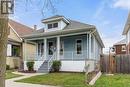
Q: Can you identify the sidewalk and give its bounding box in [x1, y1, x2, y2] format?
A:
[6, 72, 57, 87]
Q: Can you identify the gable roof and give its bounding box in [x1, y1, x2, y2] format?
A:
[42, 15, 64, 21]
[123, 12, 130, 35]
[114, 39, 126, 46]
[9, 19, 34, 37]
[23, 15, 104, 48]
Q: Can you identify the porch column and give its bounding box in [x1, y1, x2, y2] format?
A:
[86, 34, 89, 59]
[24, 40, 27, 61]
[44, 38, 47, 60]
[93, 36, 96, 59]
[57, 36, 60, 60]
[89, 33, 91, 59]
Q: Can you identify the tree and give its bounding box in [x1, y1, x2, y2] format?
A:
[0, 0, 9, 86]
[0, 0, 57, 87]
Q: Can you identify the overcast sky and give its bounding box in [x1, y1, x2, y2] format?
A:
[10, 0, 130, 53]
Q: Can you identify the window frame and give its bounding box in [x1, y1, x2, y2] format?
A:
[48, 24, 53, 29]
[60, 41, 64, 55]
[122, 45, 126, 52]
[47, 22, 58, 29]
[11, 45, 20, 57]
[75, 39, 83, 55]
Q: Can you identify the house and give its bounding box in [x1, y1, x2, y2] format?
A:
[7, 19, 35, 69]
[123, 12, 130, 54]
[113, 39, 126, 55]
[23, 15, 104, 72]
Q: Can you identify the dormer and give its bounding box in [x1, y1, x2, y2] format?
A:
[42, 15, 70, 32]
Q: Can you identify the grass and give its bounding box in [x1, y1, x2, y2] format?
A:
[16, 73, 130, 87]
[6, 70, 22, 79]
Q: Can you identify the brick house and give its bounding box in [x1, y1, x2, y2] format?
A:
[113, 39, 126, 55]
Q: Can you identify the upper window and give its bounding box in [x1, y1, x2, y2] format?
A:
[48, 23, 58, 29]
[76, 40, 82, 54]
[122, 45, 126, 51]
[48, 24, 53, 29]
[53, 23, 58, 28]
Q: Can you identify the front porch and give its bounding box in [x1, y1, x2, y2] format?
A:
[24, 33, 97, 72]
[25, 33, 95, 61]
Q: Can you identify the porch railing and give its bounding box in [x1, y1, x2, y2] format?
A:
[60, 51, 88, 61]
[48, 51, 57, 71]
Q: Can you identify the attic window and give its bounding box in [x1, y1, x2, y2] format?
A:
[48, 24, 52, 29]
[48, 23, 58, 29]
[53, 23, 58, 28]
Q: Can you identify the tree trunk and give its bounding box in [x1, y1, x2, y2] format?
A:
[0, 18, 9, 87]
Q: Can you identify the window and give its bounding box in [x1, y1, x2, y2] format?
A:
[48, 24, 52, 29]
[12, 45, 20, 57]
[76, 40, 82, 54]
[60, 41, 64, 55]
[48, 23, 58, 29]
[91, 36, 94, 53]
[122, 45, 126, 51]
[38, 42, 44, 56]
[53, 23, 58, 28]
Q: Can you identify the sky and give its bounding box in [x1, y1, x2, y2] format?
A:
[10, 0, 130, 53]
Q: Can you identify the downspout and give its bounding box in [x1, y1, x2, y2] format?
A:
[85, 29, 96, 72]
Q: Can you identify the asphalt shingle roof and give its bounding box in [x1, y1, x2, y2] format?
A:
[114, 39, 126, 45]
[9, 19, 34, 37]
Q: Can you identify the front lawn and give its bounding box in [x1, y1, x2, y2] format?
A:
[6, 70, 22, 79]
[16, 73, 130, 87]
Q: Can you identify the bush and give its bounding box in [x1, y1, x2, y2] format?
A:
[52, 60, 61, 72]
[26, 61, 34, 71]
[6, 65, 10, 70]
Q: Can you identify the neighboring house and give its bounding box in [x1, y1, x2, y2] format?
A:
[7, 19, 35, 69]
[23, 15, 104, 72]
[113, 39, 126, 55]
[123, 12, 130, 54]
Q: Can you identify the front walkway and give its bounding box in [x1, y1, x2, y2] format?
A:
[6, 72, 57, 87]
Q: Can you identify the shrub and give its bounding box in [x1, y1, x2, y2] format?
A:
[52, 60, 61, 72]
[26, 61, 34, 71]
[6, 65, 10, 70]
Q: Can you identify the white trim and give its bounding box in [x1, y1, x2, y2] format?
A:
[57, 36, 60, 60]
[9, 24, 23, 41]
[75, 39, 83, 55]
[44, 38, 47, 60]
[89, 33, 92, 59]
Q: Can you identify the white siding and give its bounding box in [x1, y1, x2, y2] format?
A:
[60, 60, 95, 72]
[44, 20, 67, 32]
[7, 44, 12, 56]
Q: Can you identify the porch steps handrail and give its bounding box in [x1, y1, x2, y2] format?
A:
[48, 51, 57, 71]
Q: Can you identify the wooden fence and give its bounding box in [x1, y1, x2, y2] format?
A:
[100, 54, 130, 74]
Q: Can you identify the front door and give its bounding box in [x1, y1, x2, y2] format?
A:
[48, 41, 55, 56]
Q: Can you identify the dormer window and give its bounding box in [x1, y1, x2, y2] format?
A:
[53, 23, 58, 28]
[48, 23, 58, 29]
[48, 24, 53, 29]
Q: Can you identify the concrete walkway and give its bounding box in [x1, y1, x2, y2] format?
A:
[6, 72, 57, 87]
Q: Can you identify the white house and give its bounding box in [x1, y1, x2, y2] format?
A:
[123, 12, 130, 54]
[23, 15, 104, 72]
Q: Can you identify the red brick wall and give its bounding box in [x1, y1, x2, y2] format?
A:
[115, 44, 126, 55]
[126, 42, 130, 54]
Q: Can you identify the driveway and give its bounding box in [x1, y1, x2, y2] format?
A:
[6, 72, 57, 87]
